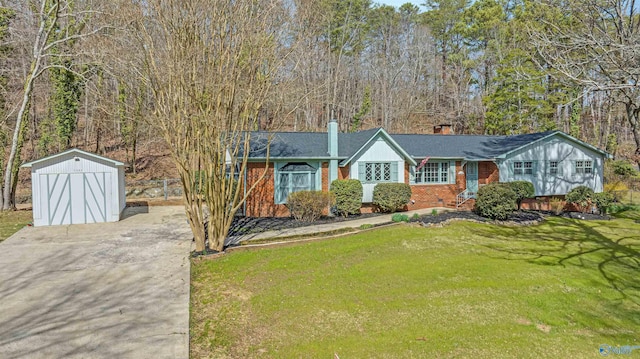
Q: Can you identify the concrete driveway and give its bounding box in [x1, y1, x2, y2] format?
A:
[0, 206, 192, 359]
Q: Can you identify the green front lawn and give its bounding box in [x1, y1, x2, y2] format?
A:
[0, 210, 32, 242]
[191, 213, 640, 358]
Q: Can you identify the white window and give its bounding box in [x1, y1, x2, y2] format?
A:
[575, 160, 593, 174]
[513, 161, 533, 175]
[275, 163, 316, 204]
[548, 161, 558, 175]
[415, 161, 449, 184]
[360, 162, 398, 183]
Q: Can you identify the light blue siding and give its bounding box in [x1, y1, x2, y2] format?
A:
[351, 136, 405, 202]
[498, 135, 605, 195]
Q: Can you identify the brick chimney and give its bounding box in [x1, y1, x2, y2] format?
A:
[433, 124, 453, 135]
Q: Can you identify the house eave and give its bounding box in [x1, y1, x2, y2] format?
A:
[341, 129, 417, 166]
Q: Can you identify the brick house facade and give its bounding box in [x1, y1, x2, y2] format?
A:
[240, 124, 609, 217]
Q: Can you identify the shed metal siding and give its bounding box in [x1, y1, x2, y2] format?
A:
[498, 136, 605, 195]
[28, 150, 124, 226]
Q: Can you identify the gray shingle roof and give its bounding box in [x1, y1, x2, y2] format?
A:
[391, 131, 555, 159]
[247, 128, 379, 159]
[247, 129, 569, 161]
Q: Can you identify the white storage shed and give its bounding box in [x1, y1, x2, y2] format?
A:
[22, 149, 126, 226]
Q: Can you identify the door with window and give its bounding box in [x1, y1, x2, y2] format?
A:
[466, 162, 478, 196]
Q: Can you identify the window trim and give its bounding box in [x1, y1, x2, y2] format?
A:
[413, 161, 451, 185]
[274, 162, 317, 205]
[574, 160, 593, 175]
[512, 161, 534, 176]
[359, 161, 398, 184]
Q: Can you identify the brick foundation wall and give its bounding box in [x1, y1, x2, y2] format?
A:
[406, 161, 465, 210]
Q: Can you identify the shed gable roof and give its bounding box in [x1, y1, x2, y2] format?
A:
[21, 148, 125, 168]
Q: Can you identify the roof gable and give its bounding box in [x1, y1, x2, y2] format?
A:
[22, 148, 125, 168]
[340, 128, 417, 166]
[495, 131, 611, 159]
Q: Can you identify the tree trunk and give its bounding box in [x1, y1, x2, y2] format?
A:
[2, 65, 36, 210]
[627, 104, 640, 166]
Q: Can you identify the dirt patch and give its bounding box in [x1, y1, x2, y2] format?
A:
[536, 323, 552, 333]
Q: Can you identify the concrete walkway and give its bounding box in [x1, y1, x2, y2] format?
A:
[227, 207, 450, 245]
[0, 206, 192, 359]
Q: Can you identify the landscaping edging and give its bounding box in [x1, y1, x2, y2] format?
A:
[192, 222, 401, 260]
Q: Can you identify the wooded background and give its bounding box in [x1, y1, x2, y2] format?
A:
[2, 0, 640, 210]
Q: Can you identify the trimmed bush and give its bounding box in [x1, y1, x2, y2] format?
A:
[508, 181, 535, 210]
[565, 186, 594, 213]
[392, 213, 410, 222]
[474, 183, 517, 220]
[549, 197, 564, 215]
[372, 183, 412, 213]
[592, 191, 614, 214]
[287, 191, 335, 222]
[330, 179, 363, 217]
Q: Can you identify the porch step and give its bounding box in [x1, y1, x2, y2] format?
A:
[447, 199, 475, 210]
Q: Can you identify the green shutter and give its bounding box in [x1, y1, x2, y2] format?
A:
[409, 166, 416, 184]
[358, 162, 366, 182]
[391, 162, 398, 182]
[532, 160, 538, 176]
[558, 161, 563, 176]
[449, 161, 456, 184]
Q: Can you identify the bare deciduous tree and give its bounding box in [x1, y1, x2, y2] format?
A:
[531, 0, 640, 162]
[133, 0, 288, 252]
[1, 0, 107, 210]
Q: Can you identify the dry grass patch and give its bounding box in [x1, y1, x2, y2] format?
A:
[0, 210, 32, 242]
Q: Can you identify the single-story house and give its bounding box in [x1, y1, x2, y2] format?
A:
[241, 122, 610, 217]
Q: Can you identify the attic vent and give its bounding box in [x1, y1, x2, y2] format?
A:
[73, 157, 82, 171]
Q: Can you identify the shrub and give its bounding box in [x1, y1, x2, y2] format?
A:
[392, 213, 409, 222]
[359, 223, 374, 230]
[287, 191, 335, 222]
[330, 179, 363, 217]
[372, 183, 412, 213]
[565, 186, 595, 213]
[549, 197, 564, 215]
[474, 183, 517, 220]
[508, 181, 535, 210]
[611, 160, 638, 177]
[592, 192, 614, 214]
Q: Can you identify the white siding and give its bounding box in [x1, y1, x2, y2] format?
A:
[498, 136, 604, 196]
[351, 137, 405, 202]
[29, 151, 125, 226]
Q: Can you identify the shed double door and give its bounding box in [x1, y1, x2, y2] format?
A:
[40, 172, 111, 225]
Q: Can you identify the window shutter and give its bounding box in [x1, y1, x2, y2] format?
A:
[449, 161, 456, 184]
[507, 161, 514, 177]
[409, 166, 416, 184]
[558, 161, 563, 176]
[391, 162, 399, 182]
[358, 162, 365, 181]
[532, 161, 538, 176]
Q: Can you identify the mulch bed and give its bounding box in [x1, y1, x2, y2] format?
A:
[192, 210, 611, 257]
[413, 210, 608, 227]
